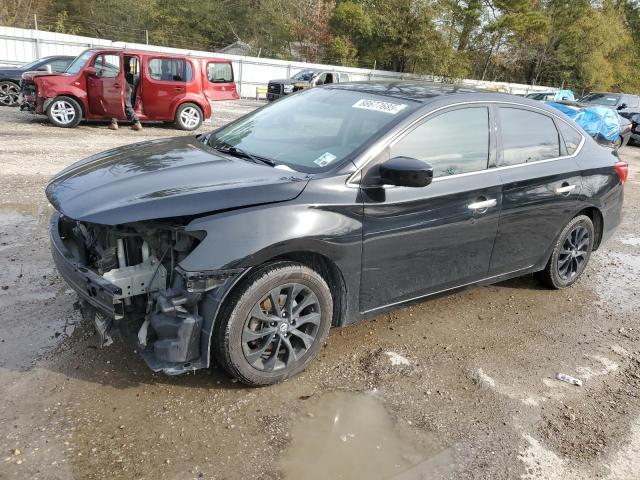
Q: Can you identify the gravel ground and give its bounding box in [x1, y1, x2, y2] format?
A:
[1, 102, 640, 480]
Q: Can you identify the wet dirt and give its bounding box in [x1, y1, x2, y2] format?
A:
[1, 104, 640, 479]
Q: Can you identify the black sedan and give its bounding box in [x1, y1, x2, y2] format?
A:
[0, 55, 75, 106]
[46, 82, 627, 386]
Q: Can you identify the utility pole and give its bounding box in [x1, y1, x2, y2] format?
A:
[145, 30, 149, 45]
[34, 14, 38, 30]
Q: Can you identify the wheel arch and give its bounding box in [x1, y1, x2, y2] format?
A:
[576, 206, 604, 250]
[46, 93, 87, 119]
[174, 98, 208, 120]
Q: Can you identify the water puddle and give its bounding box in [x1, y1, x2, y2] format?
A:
[619, 235, 640, 247]
[595, 251, 640, 312]
[0, 204, 77, 371]
[280, 391, 447, 480]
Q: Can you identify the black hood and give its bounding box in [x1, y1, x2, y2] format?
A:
[46, 136, 310, 225]
[0, 67, 27, 82]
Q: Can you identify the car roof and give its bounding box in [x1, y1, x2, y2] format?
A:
[328, 81, 528, 104]
[80, 47, 231, 61]
[40, 55, 76, 60]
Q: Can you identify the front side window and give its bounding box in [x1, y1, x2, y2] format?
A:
[93, 54, 121, 78]
[207, 62, 233, 83]
[499, 108, 560, 166]
[390, 107, 490, 178]
[148, 58, 193, 82]
[208, 88, 420, 173]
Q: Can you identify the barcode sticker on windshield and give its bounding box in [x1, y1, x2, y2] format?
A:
[352, 99, 407, 115]
[314, 152, 337, 167]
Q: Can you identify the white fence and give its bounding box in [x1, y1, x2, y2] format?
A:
[0, 26, 555, 98]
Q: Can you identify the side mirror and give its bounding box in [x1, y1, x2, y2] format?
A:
[618, 103, 627, 110]
[85, 66, 97, 76]
[379, 156, 433, 188]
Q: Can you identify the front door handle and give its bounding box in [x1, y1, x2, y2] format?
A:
[468, 199, 497, 210]
[555, 184, 576, 195]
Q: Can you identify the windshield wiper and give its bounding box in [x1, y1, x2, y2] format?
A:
[212, 144, 276, 167]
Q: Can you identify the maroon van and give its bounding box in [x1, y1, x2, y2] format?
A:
[21, 48, 238, 130]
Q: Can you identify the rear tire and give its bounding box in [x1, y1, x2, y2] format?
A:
[174, 103, 203, 130]
[46, 96, 82, 128]
[213, 262, 333, 386]
[535, 215, 594, 289]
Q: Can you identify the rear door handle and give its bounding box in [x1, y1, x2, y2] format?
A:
[468, 199, 497, 210]
[113, 83, 121, 88]
[555, 184, 576, 194]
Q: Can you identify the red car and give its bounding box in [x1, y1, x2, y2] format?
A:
[20, 48, 238, 130]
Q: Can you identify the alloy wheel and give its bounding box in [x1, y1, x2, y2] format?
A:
[50, 100, 76, 125]
[557, 225, 589, 280]
[179, 106, 201, 129]
[242, 283, 321, 372]
[0, 82, 19, 106]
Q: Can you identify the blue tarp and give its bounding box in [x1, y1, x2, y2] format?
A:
[545, 101, 621, 142]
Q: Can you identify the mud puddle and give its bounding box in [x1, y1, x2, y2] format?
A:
[280, 391, 448, 480]
[0, 205, 77, 370]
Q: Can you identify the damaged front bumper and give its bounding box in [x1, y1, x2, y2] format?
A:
[50, 212, 125, 319]
[50, 212, 242, 375]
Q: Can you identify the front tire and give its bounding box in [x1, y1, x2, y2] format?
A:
[214, 262, 333, 386]
[536, 215, 594, 289]
[46, 96, 82, 128]
[0, 81, 20, 107]
[174, 103, 203, 130]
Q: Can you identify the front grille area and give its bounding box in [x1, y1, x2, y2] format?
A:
[268, 83, 282, 94]
[20, 79, 37, 96]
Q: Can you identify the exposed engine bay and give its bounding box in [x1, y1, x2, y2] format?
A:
[56, 215, 213, 370]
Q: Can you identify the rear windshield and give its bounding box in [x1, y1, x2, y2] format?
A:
[292, 70, 317, 81]
[580, 93, 620, 106]
[66, 51, 94, 74]
[208, 87, 420, 173]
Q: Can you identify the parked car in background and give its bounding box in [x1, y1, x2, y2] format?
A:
[20, 48, 237, 129]
[630, 113, 640, 144]
[0, 55, 75, 107]
[574, 92, 640, 147]
[578, 92, 640, 115]
[525, 91, 556, 101]
[267, 69, 349, 101]
[48, 82, 626, 386]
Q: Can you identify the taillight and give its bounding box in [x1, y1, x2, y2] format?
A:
[614, 160, 629, 185]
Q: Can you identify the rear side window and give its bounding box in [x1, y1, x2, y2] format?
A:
[148, 58, 193, 82]
[628, 96, 640, 108]
[93, 54, 121, 78]
[557, 121, 583, 155]
[499, 108, 560, 165]
[391, 107, 489, 178]
[207, 62, 233, 83]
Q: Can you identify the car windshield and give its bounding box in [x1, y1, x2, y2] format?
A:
[292, 70, 317, 81]
[580, 93, 620, 106]
[20, 59, 43, 70]
[65, 51, 94, 74]
[208, 87, 420, 173]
